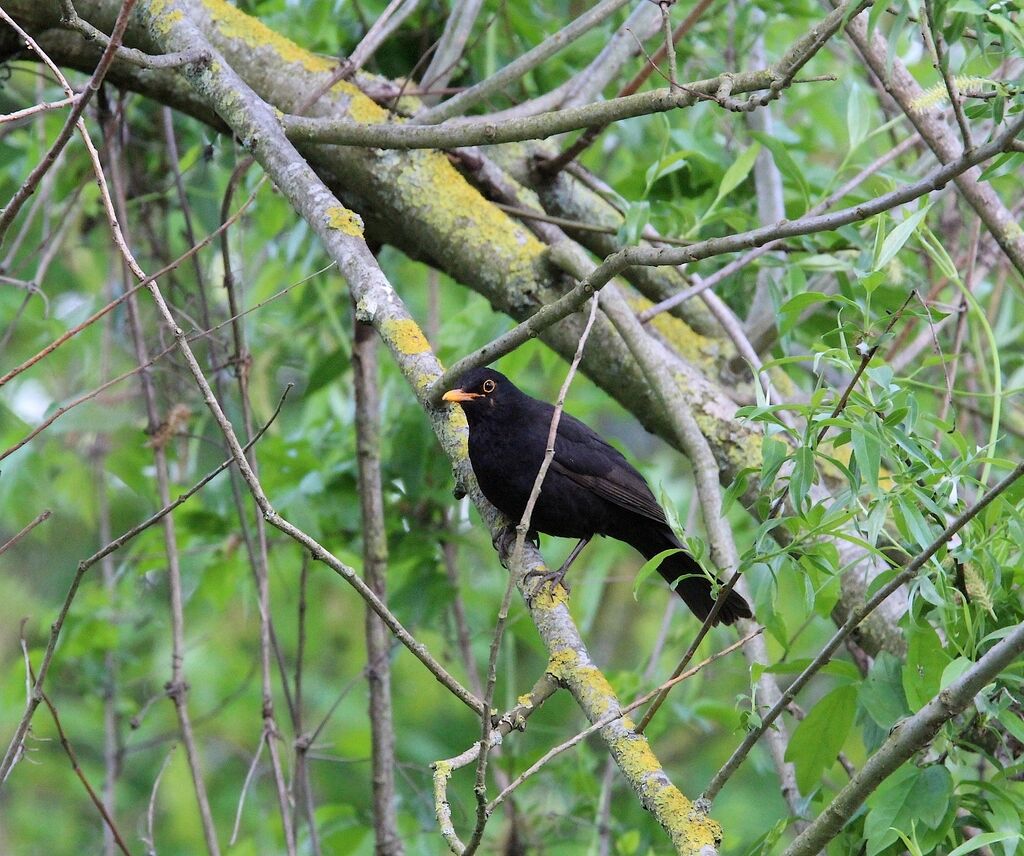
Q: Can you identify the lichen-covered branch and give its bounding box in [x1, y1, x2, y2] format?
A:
[66, 2, 727, 850]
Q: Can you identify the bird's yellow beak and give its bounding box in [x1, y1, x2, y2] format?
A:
[442, 388, 481, 403]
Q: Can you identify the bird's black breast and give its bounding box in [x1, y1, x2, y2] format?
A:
[466, 402, 632, 540]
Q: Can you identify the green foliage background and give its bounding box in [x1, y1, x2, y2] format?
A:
[1, 0, 1023, 854]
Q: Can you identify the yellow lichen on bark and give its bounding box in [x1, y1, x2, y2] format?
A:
[390, 149, 548, 289]
[200, 0, 333, 73]
[197, 0, 388, 123]
[380, 318, 431, 356]
[546, 649, 722, 854]
[325, 205, 364, 237]
[529, 581, 570, 609]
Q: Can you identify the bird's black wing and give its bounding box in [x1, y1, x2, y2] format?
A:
[550, 411, 669, 525]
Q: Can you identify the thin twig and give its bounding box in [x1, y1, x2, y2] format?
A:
[0, 95, 77, 125]
[487, 628, 763, 813]
[0, 389, 291, 788]
[765, 290, 916, 519]
[0, 0, 137, 244]
[704, 459, 1024, 802]
[414, 0, 632, 124]
[0, 510, 52, 557]
[463, 292, 603, 855]
[352, 311, 404, 855]
[543, 0, 718, 174]
[921, 0, 973, 151]
[432, 116, 1021, 406]
[0, 177, 265, 390]
[229, 731, 267, 846]
[141, 746, 176, 856]
[639, 132, 922, 323]
[58, 0, 207, 68]
[107, 99, 221, 849]
[38, 688, 133, 856]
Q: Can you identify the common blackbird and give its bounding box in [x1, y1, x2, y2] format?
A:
[442, 367, 752, 625]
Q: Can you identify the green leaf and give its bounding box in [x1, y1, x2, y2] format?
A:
[874, 205, 932, 270]
[721, 469, 751, 513]
[643, 150, 693, 196]
[946, 0, 986, 11]
[864, 764, 953, 855]
[778, 291, 833, 336]
[750, 131, 809, 210]
[860, 651, 911, 729]
[785, 685, 856, 793]
[632, 548, 683, 600]
[712, 142, 761, 207]
[894, 495, 936, 550]
[847, 82, 871, 150]
[789, 445, 815, 508]
[306, 346, 349, 395]
[851, 423, 881, 491]
[617, 201, 651, 245]
[616, 828, 641, 855]
[761, 436, 788, 483]
[904, 622, 951, 709]
[948, 833, 1023, 856]
[779, 290, 834, 315]
[940, 656, 973, 690]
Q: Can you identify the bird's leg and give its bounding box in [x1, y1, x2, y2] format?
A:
[524, 535, 592, 598]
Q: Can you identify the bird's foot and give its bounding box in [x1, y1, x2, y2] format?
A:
[523, 566, 570, 604]
[492, 525, 540, 568]
[492, 526, 518, 567]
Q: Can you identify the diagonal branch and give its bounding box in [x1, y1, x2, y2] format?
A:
[783, 618, 1024, 855]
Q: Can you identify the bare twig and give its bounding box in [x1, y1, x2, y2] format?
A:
[38, 689, 133, 856]
[543, 0, 718, 174]
[432, 116, 1020, 407]
[285, 64, 836, 150]
[432, 673, 560, 854]
[0, 510, 52, 557]
[417, 0, 484, 106]
[921, 0, 974, 152]
[0, 95, 77, 125]
[229, 731, 267, 846]
[0, 389, 291, 791]
[639, 132, 922, 323]
[141, 746, 176, 855]
[0, 0, 137, 244]
[345, 0, 421, 75]
[105, 101, 221, 850]
[0, 177, 264, 390]
[414, 0, 632, 124]
[57, 0, 207, 68]
[463, 292, 603, 855]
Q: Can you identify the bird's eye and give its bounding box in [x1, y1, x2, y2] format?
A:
[482, 379, 496, 393]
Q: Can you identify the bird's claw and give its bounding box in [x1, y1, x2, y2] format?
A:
[493, 526, 540, 568]
[523, 567, 570, 604]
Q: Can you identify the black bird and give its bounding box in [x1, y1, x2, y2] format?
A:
[442, 367, 752, 625]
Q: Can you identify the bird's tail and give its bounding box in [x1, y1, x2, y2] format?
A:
[622, 522, 752, 625]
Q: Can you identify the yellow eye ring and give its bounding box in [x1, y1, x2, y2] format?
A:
[482, 379, 496, 393]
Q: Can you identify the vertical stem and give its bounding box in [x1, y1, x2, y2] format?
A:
[352, 313, 404, 856]
[96, 297, 121, 856]
[292, 555, 322, 855]
[102, 108, 222, 856]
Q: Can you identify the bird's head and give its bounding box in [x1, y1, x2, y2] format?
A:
[442, 367, 514, 423]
